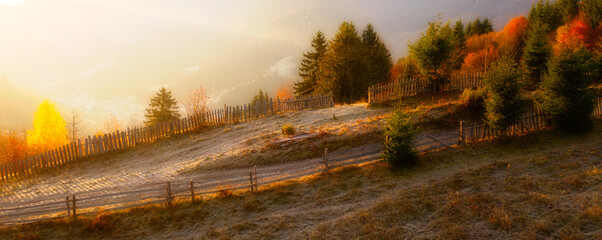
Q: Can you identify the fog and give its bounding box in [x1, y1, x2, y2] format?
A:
[0, 0, 538, 133]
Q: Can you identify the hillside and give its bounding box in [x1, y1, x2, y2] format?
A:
[0, 75, 39, 130]
[1, 120, 600, 239]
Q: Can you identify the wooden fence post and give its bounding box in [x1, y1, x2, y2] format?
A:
[166, 181, 173, 207]
[459, 121, 465, 145]
[253, 166, 258, 192]
[190, 180, 195, 202]
[249, 171, 254, 193]
[321, 148, 330, 175]
[71, 195, 77, 222]
[66, 196, 71, 218]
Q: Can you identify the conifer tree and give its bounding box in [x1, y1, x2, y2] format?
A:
[451, 20, 466, 69]
[529, 0, 563, 32]
[409, 20, 454, 92]
[581, 0, 602, 28]
[539, 48, 595, 131]
[144, 87, 181, 125]
[557, 0, 580, 23]
[316, 22, 369, 103]
[251, 89, 269, 106]
[522, 22, 552, 89]
[362, 24, 393, 87]
[295, 31, 328, 96]
[484, 57, 526, 133]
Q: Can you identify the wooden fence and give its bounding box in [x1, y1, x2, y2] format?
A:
[459, 98, 602, 144]
[0, 147, 381, 226]
[0, 94, 334, 182]
[368, 73, 483, 104]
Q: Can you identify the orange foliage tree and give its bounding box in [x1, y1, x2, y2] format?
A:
[0, 132, 29, 163]
[465, 32, 498, 54]
[461, 46, 500, 74]
[26, 100, 68, 153]
[498, 16, 529, 57]
[275, 81, 295, 100]
[553, 17, 594, 54]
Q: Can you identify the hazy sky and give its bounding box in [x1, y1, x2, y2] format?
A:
[0, 0, 537, 133]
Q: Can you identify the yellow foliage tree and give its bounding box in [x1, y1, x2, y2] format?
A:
[26, 100, 68, 153]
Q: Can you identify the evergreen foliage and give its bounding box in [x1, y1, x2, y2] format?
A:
[451, 20, 467, 69]
[362, 24, 393, 88]
[483, 57, 526, 133]
[556, 0, 580, 23]
[251, 89, 270, 106]
[528, 0, 563, 32]
[522, 22, 552, 89]
[408, 20, 454, 92]
[581, 0, 602, 28]
[295, 31, 328, 96]
[316, 22, 369, 103]
[538, 48, 595, 132]
[465, 18, 494, 36]
[144, 87, 181, 125]
[382, 107, 417, 169]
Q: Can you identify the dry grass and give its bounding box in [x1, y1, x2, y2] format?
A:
[2, 123, 602, 239]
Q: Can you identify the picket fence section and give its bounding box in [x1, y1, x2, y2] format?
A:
[459, 98, 602, 144]
[0, 94, 334, 182]
[368, 73, 483, 104]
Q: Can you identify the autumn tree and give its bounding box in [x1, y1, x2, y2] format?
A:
[538, 48, 595, 131]
[465, 32, 498, 54]
[275, 81, 295, 100]
[182, 85, 209, 117]
[362, 24, 393, 86]
[316, 21, 369, 103]
[522, 21, 552, 88]
[104, 114, 121, 132]
[0, 131, 28, 163]
[580, 0, 602, 28]
[409, 20, 454, 92]
[390, 57, 419, 81]
[553, 17, 594, 54]
[144, 87, 181, 125]
[461, 46, 500, 74]
[498, 16, 529, 60]
[483, 57, 526, 133]
[26, 100, 68, 152]
[66, 110, 84, 141]
[295, 31, 328, 96]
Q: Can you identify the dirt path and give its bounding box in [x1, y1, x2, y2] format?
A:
[0, 103, 458, 224]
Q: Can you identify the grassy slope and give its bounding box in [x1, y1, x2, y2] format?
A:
[3, 122, 601, 240]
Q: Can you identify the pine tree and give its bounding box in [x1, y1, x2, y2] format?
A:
[409, 20, 454, 92]
[316, 22, 369, 103]
[251, 89, 269, 106]
[295, 31, 328, 96]
[382, 107, 417, 168]
[144, 87, 181, 125]
[361, 24, 393, 88]
[557, 0, 580, 23]
[522, 22, 552, 89]
[581, 0, 602, 29]
[538, 48, 595, 131]
[465, 18, 494, 36]
[484, 57, 526, 133]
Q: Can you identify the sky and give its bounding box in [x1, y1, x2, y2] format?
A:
[0, 0, 538, 133]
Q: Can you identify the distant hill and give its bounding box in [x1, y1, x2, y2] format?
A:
[0, 75, 39, 130]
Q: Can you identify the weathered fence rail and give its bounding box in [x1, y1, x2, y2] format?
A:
[0, 94, 334, 182]
[368, 73, 483, 104]
[459, 98, 602, 144]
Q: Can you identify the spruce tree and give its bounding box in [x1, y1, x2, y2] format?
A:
[382, 107, 417, 169]
[409, 20, 454, 92]
[539, 48, 595, 132]
[529, 0, 563, 32]
[557, 0, 580, 23]
[362, 24, 393, 88]
[484, 57, 526, 133]
[581, 0, 602, 28]
[144, 87, 181, 125]
[295, 31, 328, 96]
[522, 22, 552, 89]
[251, 89, 269, 106]
[316, 22, 369, 103]
[451, 20, 466, 70]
